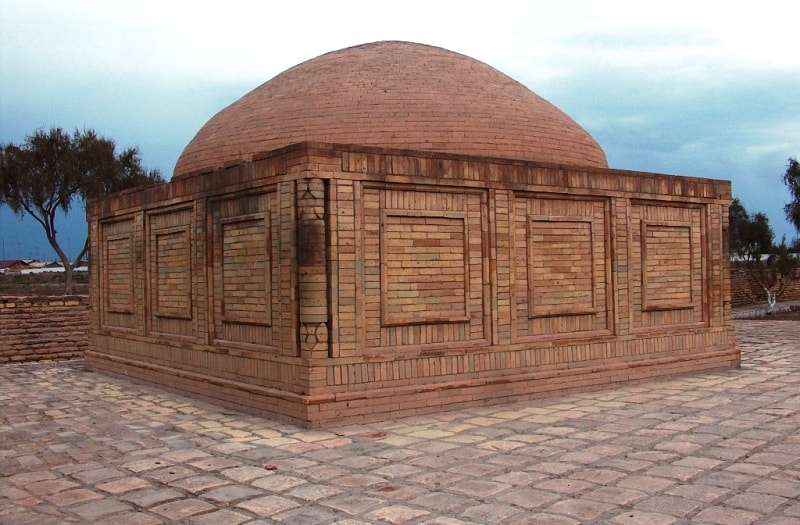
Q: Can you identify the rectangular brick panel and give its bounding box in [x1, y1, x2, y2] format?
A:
[210, 191, 280, 351]
[148, 207, 194, 337]
[381, 210, 469, 325]
[362, 185, 489, 351]
[643, 223, 692, 310]
[630, 203, 705, 329]
[221, 217, 271, 323]
[513, 195, 610, 340]
[100, 218, 136, 330]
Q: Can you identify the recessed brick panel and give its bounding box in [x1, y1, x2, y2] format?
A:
[105, 236, 134, 314]
[381, 211, 468, 325]
[363, 186, 488, 350]
[100, 218, 136, 330]
[513, 195, 610, 340]
[643, 223, 692, 310]
[528, 219, 594, 315]
[211, 191, 280, 350]
[221, 217, 271, 323]
[148, 208, 194, 337]
[630, 203, 705, 329]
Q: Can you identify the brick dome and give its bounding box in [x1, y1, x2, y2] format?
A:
[173, 41, 608, 178]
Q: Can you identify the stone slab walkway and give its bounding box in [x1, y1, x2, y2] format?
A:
[2, 319, 799, 524]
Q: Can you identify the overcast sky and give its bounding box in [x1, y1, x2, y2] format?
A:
[1, 0, 798, 260]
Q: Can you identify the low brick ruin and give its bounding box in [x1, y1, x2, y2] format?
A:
[86, 42, 738, 426]
[0, 296, 88, 363]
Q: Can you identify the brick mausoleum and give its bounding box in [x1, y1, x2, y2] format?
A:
[86, 41, 738, 426]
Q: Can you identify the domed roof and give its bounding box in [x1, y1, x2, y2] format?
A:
[173, 41, 607, 178]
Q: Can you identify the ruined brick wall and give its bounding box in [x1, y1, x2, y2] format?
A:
[0, 296, 89, 363]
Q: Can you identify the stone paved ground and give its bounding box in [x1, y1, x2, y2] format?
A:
[1, 320, 799, 525]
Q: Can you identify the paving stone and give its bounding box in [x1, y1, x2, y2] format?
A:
[151, 498, 217, 521]
[70, 498, 132, 520]
[329, 473, 387, 488]
[272, 506, 340, 524]
[95, 476, 151, 495]
[172, 475, 230, 494]
[321, 494, 384, 515]
[250, 474, 306, 492]
[446, 461, 502, 477]
[143, 465, 197, 484]
[298, 463, 351, 481]
[236, 494, 301, 516]
[692, 506, 761, 525]
[189, 508, 251, 525]
[161, 448, 212, 463]
[221, 465, 276, 483]
[201, 484, 264, 503]
[120, 487, 183, 507]
[696, 471, 756, 489]
[365, 504, 429, 524]
[634, 494, 702, 517]
[534, 478, 594, 495]
[749, 478, 800, 498]
[69, 466, 126, 484]
[507, 513, 581, 525]
[371, 463, 424, 478]
[43, 487, 102, 506]
[188, 457, 242, 471]
[409, 492, 472, 513]
[546, 498, 616, 521]
[97, 511, 163, 525]
[122, 458, 173, 473]
[449, 479, 511, 497]
[582, 486, 647, 506]
[25, 478, 80, 495]
[609, 510, 678, 524]
[616, 475, 675, 493]
[492, 471, 549, 486]
[286, 483, 342, 501]
[663, 483, 731, 503]
[724, 492, 788, 514]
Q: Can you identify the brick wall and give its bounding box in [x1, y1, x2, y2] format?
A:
[85, 142, 738, 426]
[730, 262, 800, 307]
[0, 296, 88, 363]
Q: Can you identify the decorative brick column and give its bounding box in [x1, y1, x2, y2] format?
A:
[296, 178, 330, 360]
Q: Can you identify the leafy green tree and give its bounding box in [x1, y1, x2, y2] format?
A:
[0, 127, 164, 294]
[731, 198, 798, 310]
[729, 198, 773, 261]
[783, 157, 800, 233]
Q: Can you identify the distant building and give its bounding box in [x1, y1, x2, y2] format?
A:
[0, 260, 31, 274]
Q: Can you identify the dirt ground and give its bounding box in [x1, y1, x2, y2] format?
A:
[0, 273, 88, 296]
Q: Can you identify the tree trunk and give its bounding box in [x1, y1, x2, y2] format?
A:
[63, 262, 74, 296]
